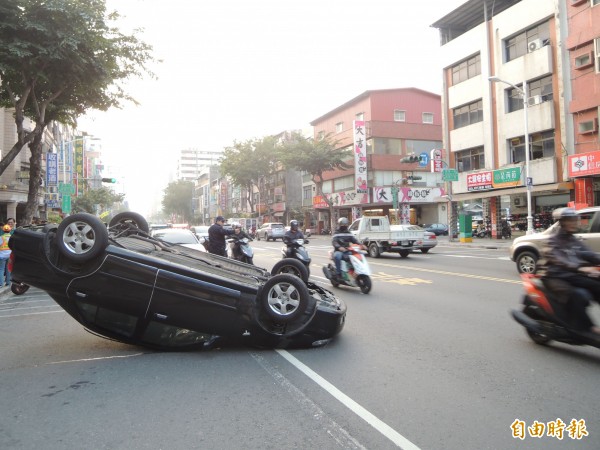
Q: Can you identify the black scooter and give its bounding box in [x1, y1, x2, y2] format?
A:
[270, 238, 311, 283]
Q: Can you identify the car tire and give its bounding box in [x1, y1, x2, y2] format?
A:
[11, 282, 30, 295]
[271, 258, 310, 283]
[516, 251, 538, 274]
[260, 274, 310, 323]
[421, 248, 430, 253]
[368, 243, 380, 258]
[109, 212, 150, 233]
[56, 213, 109, 262]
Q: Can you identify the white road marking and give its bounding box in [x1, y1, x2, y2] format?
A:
[276, 349, 421, 450]
[0, 304, 60, 312]
[47, 353, 145, 365]
[251, 352, 367, 449]
[0, 310, 64, 318]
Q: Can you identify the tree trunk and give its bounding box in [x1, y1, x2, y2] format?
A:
[24, 133, 44, 225]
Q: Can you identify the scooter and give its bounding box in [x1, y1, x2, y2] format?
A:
[271, 238, 312, 283]
[322, 243, 372, 294]
[511, 273, 600, 349]
[227, 237, 254, 265]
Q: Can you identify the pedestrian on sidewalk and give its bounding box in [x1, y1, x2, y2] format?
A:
[0, 224, 12, 286]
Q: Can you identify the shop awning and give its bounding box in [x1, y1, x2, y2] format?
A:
[449, 182, 574, 202]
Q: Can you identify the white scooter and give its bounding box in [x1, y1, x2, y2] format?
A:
[227, 237, 254, 265]
[322, 243, 372, 294]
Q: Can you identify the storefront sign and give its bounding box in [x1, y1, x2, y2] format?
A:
[353, 120, 368, 193]
[46, 152, 58, 186]
[373, 186, 446, 203]
[74, 138, 84, 180]
[431, 149, 443, 173]
[493, 167, 521, 188]
[568, 151, 600, 178]
[467, 171, 493, 191]
[312, 189, 369, 208]
[574, 178, 593, 207]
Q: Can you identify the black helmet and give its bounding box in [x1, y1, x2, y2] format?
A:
[338, 217, 349, 227]
[215, 216, 225, 223]
[290, 220, 299, 230]
[552, 207, 577, 222]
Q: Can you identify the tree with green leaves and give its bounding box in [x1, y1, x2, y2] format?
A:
[71, 186, 125, 214]
[278, 132, 353, 230]
[0, 0, 155, 224]
[162, 180, 194, 223]
[219, 136, 278, 214]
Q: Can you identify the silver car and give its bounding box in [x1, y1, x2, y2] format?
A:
[509, 206, 600, 273]
[256, 222, 285, 241]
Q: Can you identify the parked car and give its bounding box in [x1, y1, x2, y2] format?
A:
[421, 223, 449, 236]
[509, 206, 600, 273]
[152, 228, 207, 252]
[190, 225, 210, 243]
[8, 212, 346, 350]
[256, 222, 285, 241]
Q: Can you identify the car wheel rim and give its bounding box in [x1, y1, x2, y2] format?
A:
[62, 221, 96, 255]
[266, 282, 301, 316]
[520, 256, 536, 273]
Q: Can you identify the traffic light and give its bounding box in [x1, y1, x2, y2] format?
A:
[400, 154, 421, 164]
[101, 177, 117, 183]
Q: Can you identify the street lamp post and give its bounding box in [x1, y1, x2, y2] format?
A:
[488, 76, 533, 235]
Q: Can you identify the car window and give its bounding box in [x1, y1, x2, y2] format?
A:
[155, 230, 198, 244]
[272, 224, 284, 229]
[577, 212, 594, 234]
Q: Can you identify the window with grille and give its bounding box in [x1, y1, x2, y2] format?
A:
[450, 54, 481, 85]
[452, 100, 483, 129]
[455, 147, 485, 172]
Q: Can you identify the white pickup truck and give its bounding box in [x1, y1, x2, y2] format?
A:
[348, 216, 425, 258]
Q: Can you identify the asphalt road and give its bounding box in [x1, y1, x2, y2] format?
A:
[1, 239, 599, 450]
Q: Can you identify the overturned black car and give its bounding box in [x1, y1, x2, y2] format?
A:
[8, 212, 346, 350]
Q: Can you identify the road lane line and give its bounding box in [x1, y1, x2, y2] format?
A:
[251, 352, 367, 450]
[47, 353, 145, 365]
[0, 310, 64, 318]
[276, 349, 421, 450]
[0, 304, 61, 312]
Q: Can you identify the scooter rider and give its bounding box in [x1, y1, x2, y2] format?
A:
[283, 220, 304, 257]
[540, 207, 600, 335]
[332, 217, 365, 278]
[229, 223, 252, 259]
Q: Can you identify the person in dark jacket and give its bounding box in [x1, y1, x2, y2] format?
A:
[332, 217, 365, 278]
[207, 216, 234, 256]
[282, 220, 304, 257]
[228, 223, 252, 260]
[539, 207, 600, 334]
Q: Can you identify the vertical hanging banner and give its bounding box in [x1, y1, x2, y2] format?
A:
[74, 137, 84, 180]
[353, 120, 368, 193]
[46, 152, 58, 186]
[431, 148, 443, 173]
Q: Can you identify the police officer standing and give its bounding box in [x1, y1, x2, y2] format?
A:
[207, 216, 234, 256]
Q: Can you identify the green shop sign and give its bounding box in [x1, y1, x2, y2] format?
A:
[493, 167, 521, 188]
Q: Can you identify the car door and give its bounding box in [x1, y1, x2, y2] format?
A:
[577, 211, 600, 252]
[66, 252, 158, 339]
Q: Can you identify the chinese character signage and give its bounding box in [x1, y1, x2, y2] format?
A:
[74, 137, 84, 180]
[493, 167, 521, 188]
[430, 149, 443, 173]
[373, 186, 446, 203]
[313, 189, 369, 208]
[574, 178, 593, 207]
[353, 120, 368, 193]
[467, 171, 493, 191]
[568, 151, 600, 178]
[46, 152, 58, 186]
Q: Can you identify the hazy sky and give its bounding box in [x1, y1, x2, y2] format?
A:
[78, 0, 467, 215]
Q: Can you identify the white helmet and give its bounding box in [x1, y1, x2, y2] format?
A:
[338, 217, 349, 226]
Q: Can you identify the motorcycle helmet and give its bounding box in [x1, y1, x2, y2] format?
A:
[290, 220, 298, 231]
[552, 207, 577, 222]
[2, 224, 11, 232]
[338, 217, 349, 227]
[231, 222, 241, 230]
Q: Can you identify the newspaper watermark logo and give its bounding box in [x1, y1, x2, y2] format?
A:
[511, 419, 588, 440]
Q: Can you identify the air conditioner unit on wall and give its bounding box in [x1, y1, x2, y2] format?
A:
[527, 95, 544, 107]
[513, 196, 525, 206]
[528, 39, 543, 53]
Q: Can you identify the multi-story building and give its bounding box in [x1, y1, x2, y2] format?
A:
[176, 148, 223, 182]
[565, 0, 600, 205]
[432, 0, 574, 236]
[309, 88, 443, 231]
